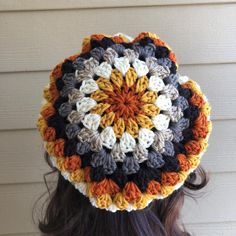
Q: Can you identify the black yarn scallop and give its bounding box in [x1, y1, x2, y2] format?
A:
[55, 77, 65, 91]
[79, 152, 92, 168]
[139, 37, 154, 46]
[90, 166, 106, 182]
[155, 46, 170, 59]
[64, 138, 78, 157]
[173, 142, 186, 155]
[61, 60, 75, 75]
[109, 167, 128, 189]
[53, 96, 68, 110]
[47, 113, 67, 139]
[178, 87, 192, 100]
[161, 155, 180, 172]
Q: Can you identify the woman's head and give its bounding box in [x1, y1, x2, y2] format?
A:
[34, 152, 208, 236]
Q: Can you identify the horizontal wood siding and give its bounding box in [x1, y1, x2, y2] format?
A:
[0, 1, 235, 235]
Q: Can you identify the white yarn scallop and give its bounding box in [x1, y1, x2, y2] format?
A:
[120, 132, 136, 153]
[132, 58, 149, 77]
[148, 75, 165, 92]
[178, 75, 189, 85]
[94, 61, 112, 79]
[82, 113, 101, 131]
[100, 126, 117, 149]
[114, 57, 130, 76]
[138, 128, 155, 148]
[76, 97, 97, 113]
[152, 114, 170, 131]
[79, 79, 99, 94]
[155, 94, 172, 110]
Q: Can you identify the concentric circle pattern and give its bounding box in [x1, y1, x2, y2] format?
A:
[37, 32, 212, 212]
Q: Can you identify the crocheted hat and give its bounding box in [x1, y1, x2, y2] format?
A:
[37, 32, 212, 212]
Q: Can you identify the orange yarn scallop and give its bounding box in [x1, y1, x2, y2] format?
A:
[190, 93, 205, 108]
[113, 35, 125, 44]
[84, 166, 91, 182]
[153, 38, 166, 47]
[53, 139, 65, 157]
[177, 154, 191, 172]
[51, 64, 62, 80]
[146, 180, 161, 195]
[90, 178, 120, 198]
[90, 179, 108, 197]
[49, 82, 59, 102]
[64, 155, 81, 172]
[169, 51, 177, 62]
[43, 127, 56, 142]
[40, 104, 56, 120]
[161, 172, 180, 186]
[184, 140, 202, 155]
[123, 182, 142, 203]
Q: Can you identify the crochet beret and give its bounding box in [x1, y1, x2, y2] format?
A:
[37, 32, 212, 212]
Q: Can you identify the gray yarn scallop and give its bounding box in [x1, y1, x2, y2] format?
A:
[68, 89, 85, 105]
[143, 43, 156, 58]
[156, 58, 172, 68]
[90, 47, 105, 62]
[175, 117, 190, 131]
[90, 133, 103, 152]
[173, 96, 189, 110]
[146, 150, 165, 168]
[122, 156, 140, 175]
[65, 123, 81, 139]
[133, 145, 148, 163]
[164, 74, 179, 88]
[171, 128, 183, 143]
[103, 152, 117, 175]
[132, 43, 145, 58]
[110, 44, 125, 55]
[161, 84, 179, 100]
[163, 141, 175, 157]
[163, 106, 183, 123]
[73, 57, 85, 71]
[67, 110, 84, 124]
[62, 73, 76, 86]
[91, 149, 106, 168]
[123, 48, 139, 63]
[58, 102, 72, 117]
[60, 84, 75, 97]
[103, 47, 118, 64]
[160, 129, 174, 142]
[76, 141, 91, 155]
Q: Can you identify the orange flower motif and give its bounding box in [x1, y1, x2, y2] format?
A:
[176, 154, 191, 172]
[184, 140, 202, 155]
[43, 127, 56, 141]
[54, 139, 65, 157]
[64, 155, 81, 172]
[146, 180, 161, 195]
[190, 93, 205, 108]
[161, 172, 180, 186]
[40, 103, 56, 120]
[123, 182, 142, 203]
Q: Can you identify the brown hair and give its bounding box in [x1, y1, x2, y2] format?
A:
[33, 152, 208, 236]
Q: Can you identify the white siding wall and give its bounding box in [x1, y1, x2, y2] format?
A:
[0, 1, 236, 235]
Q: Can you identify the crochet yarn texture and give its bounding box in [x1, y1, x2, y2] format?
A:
[37, 32, 212, 212]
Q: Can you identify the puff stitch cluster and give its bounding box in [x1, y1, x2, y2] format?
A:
[37, 32, 212, 212]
